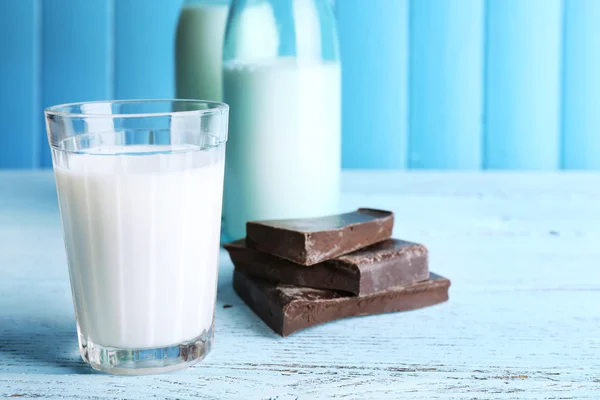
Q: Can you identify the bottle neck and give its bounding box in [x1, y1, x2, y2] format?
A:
[225, 0, 339, 63]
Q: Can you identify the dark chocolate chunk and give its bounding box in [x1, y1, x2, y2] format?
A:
[233, 269, 450, 337]
[246, 208, 394, 266]
[225, 239, 429, 295]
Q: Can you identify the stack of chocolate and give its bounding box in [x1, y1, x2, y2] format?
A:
[225, 208, 450, 336]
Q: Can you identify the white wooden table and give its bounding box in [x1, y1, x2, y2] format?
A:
[1, 170, 599, 399]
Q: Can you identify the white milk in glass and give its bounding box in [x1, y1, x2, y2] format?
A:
[176, 1, 230, 101]
[54, 145, 225, 349]
[223, 0, 342, 241]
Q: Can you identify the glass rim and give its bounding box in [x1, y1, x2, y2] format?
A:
[44, 99, 229, 119]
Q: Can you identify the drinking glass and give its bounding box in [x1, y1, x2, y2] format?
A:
[45, 99, 228, 375]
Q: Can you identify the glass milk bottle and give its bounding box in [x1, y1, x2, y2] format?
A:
[222, 0, 341, 241]
[176, 0, 231, 101]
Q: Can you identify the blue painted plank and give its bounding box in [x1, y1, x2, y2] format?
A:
[484, 0, 562, 170]
[337, 0, 409, 169]
[408, 0, 485, 169]
[562, 0, 600, 170]
[41, 0, 114, 167]
[0, 0, 41, 169]
[115, 0, 184, 100]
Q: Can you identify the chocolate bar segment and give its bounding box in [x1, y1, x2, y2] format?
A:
[233, 269, 450, 337]
[246, 208, 394, 266]
[225, 239, 429, 295]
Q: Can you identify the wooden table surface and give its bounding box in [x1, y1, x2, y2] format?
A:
[1, 170, 599, 399]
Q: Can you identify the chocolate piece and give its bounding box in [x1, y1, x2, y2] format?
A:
[246, 208, 394, 266]
[233, 269, 450, 336]
[225, 239, 429, 295]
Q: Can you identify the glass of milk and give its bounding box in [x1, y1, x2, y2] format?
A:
[45, 100, 229, 375]
[222, 0, 342, 241]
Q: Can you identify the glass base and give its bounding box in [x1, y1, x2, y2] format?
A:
[79, 324, 214, 375]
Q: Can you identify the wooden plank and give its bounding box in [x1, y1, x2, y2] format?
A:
[337, 0, 409, 169]
[41, 0, 114, 167]
[562, 0, 600, 170]
[484, 0, 563, 170]
[0, 171, 599, 398]
[114, 0, 184, 100]
[408, 0, 485, 169]
[0, 0, 41, 169]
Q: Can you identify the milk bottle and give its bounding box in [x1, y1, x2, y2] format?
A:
[222, 0, 342, 241]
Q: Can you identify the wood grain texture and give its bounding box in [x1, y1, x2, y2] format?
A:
[0, 171, 599, 399]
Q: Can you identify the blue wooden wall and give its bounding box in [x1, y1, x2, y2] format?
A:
[0, 0, 41, 168]
[338, 0, 409, 169]
[484, 0, 562, 169]
[0, 0, 183, 169]
[408, 0, 484, 169]
[0, 0, 598, 170]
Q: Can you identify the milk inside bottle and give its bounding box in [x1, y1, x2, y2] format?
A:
[222, 0, 342, 241]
